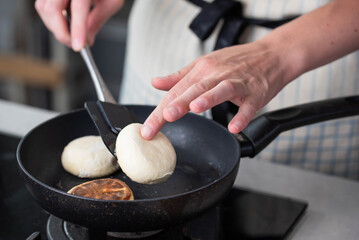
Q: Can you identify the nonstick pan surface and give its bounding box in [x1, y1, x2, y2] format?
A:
[17, 105, 240, 232]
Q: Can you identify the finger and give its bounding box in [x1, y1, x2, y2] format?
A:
[87, 0, 124, 45]
[141, 108, 167, 140]
[70, 0, 91, 51]
[189, 79, 247, 113]
[228, 102, 257, 133]
[141, 57, 208, 140]
[141, 87, 181, 140]
[151, 60, 198, 91]
[141, 95, 174, 140]
[162, 78, 219, 122]
[35, 0, 71, 46]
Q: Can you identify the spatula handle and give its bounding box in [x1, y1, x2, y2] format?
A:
[63, 7, 116, 103]
[80, 45, 117, 103]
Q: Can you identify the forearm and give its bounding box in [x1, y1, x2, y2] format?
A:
[261, 0, 359, 84]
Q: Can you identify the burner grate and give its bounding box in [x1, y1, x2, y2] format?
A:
[46, 207, 220, 240]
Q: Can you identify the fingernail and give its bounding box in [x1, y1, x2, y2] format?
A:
[72, 38, 84, 52]
[141, 124, 153, 139]
[164, 106, 179, 120]
[191, 98, 207, 111]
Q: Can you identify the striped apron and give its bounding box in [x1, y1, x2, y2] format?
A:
[120, 0, 359, 180]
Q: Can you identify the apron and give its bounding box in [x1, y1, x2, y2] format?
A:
[120, 0, 359, 180]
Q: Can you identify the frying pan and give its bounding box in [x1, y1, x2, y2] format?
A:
[16, 95, 359, 232]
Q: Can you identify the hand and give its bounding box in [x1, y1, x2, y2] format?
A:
[35, 0, 124, 51]
[141, 40, 299, 140]
[140, 0, 359, 140]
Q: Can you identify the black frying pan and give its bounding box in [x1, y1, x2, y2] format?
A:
[17, 105, 239, 232]
[16, 96, 359, 232]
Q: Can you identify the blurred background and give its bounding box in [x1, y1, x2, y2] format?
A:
[0, 0, 134, 112]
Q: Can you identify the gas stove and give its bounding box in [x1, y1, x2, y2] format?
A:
[0, 133, 307, 240]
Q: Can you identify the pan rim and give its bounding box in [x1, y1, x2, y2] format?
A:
[16, 106, 240, 204]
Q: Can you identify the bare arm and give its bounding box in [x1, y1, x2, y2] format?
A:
[266, 0, 359, 75]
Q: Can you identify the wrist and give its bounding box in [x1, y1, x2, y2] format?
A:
[258, 28, 307, 86]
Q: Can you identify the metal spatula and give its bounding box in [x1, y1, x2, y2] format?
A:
[80, 45, 139, 156]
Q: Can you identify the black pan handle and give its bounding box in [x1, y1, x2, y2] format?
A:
[238, 96, 359, 157]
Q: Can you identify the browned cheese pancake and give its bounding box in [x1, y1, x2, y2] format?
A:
[67, 178, 134, 201]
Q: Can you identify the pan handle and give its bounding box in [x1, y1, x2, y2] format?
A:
[238, 96, 359, 157]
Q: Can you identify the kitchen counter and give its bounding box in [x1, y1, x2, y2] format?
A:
[1, 99, 359, 240]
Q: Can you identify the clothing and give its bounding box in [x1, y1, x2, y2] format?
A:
[120, 0, 359, 180]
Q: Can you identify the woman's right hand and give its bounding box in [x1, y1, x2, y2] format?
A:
[35, 0, 124, 51]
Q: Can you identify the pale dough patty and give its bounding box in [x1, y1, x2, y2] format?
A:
[61, 136, 119, 178]
[116, 123, 176, 184]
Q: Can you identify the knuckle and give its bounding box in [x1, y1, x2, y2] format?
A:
[194, 81, 211, 92]
[249, 76, 269, 99]
[237, 60, 250, 70]
[163, 90, 179, 103]
[168, 65, 190, 81]
[150, 112, 162, 126]
[219, 79, 236, 92]
[196, 57, 216, 73]
[171, 69, 184, 79]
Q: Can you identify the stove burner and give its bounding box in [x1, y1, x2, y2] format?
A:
[46, 206, 221, 240]
[106, 230, 163, 239]
[47, 215, 164, 239]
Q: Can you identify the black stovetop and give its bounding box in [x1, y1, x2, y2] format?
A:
[0, 133, 307, 240]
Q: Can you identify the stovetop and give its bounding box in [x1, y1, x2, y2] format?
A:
[0, 133, 308, 240]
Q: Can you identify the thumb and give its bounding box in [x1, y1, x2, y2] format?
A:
[151, 60, 197, 91]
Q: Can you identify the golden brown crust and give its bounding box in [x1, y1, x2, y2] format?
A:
[67, 178, 134, 201]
